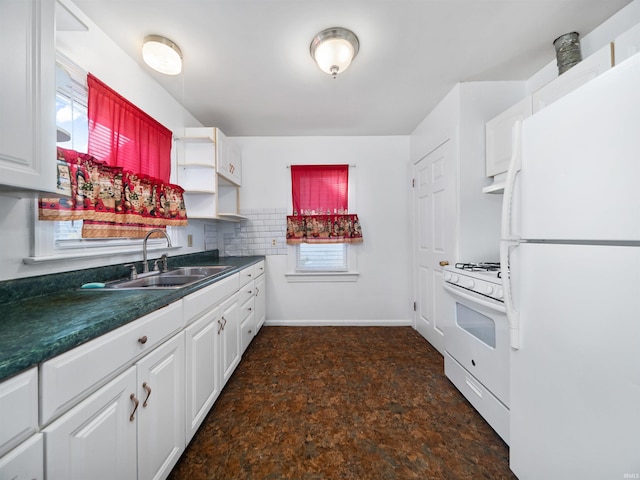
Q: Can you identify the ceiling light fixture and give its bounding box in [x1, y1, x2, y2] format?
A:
[142, 35, 182, 75]
[310, 27, 359, 79]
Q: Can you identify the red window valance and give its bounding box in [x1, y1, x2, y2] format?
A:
[39, 148, 187, 238]
[87, 74, 172, 182]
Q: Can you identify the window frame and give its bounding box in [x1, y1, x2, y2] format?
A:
[285, 164, 359, 283]
[28, 53, 178, 264]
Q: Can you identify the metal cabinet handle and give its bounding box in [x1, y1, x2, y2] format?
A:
[247, 307, 252, 311]
[439, 260, 449, 267]
[222, 317, 227, 328]
[138, 335, 148, 344]
[248, 290, 253, 294]
[142, 382, 152, 407]
[130, 394, 139, 421]
[255, 287, 259, 297]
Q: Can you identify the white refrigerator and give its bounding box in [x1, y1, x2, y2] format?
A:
[500, 53, 640, 479]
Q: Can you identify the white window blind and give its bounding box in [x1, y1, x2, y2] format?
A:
[296, 243, 347, 272]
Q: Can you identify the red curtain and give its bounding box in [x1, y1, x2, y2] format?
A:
[87, 74, 172, 182]
[291, 165, 348, 215]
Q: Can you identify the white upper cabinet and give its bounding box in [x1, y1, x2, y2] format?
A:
[178, 127, 245, 220]
[215, 129, 242, 186]
[484, 96, 532, 193]
[177, 128, 218, 219]
[615, 22, 640, 65]
[532, 43, 614, 114]
[0, 0, 57, 196]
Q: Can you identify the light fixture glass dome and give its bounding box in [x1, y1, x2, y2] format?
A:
[310, 27, 359, 78]
[142, 35, 182, 75]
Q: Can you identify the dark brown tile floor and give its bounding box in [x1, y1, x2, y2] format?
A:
[169, 326, 516, 480]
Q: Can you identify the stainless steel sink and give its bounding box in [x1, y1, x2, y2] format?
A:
[105, 274, 205, 289]
[166, 266, 232, 277]
[102, 265, 234, 290]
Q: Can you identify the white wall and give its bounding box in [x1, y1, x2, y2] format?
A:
[0, 0, 212, 281]
[235, 136, 413, 325]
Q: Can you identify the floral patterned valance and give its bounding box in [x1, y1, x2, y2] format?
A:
[39, 148, 187, 238]
[286, 214, 363, 244]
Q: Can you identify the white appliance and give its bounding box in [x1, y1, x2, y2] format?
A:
[442, 263, 510, 444]
[501, 53, 640, 479]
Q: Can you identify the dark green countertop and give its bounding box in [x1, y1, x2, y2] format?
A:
[0, 252, 264, 382]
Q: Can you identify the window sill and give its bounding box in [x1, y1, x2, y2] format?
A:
[285, 272, 359, 283]
[23, 245, 183, 265]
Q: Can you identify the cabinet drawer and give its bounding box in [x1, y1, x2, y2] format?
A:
[240, 312, 255, 355]
[240, 295, 254, 323]
[40, 301, 183, 425]
[444, 352, 509, 445]
[237, 280, 255, 307]
[183, 273, 239, 325]
[0, 368, 38, 457]
[254, 260, 265, 278]
[238, 265, 255, 287]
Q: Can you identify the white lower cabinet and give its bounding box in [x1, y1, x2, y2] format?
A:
[0, 367, 38, 458]
[219, 293, 241, 387]
[255, 273, 266, 332]
[0, 433, 43, 480]
[185, 307, 221, 442]
[4, 261, 264, 480]
[44, 332, 185, 480]
[44, 366, 138, 480]
[136, 332, 185, 480]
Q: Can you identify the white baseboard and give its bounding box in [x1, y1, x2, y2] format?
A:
[263, 319, 413, 327]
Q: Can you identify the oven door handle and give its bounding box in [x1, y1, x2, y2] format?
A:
[442, 282, 506, 314]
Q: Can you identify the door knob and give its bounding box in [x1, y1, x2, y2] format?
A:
[439, 261, 449, 267]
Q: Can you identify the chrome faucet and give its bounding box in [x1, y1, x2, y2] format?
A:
[142, 229, 172, 273]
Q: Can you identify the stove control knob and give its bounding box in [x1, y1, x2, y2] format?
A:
[450, 274, 459, 284]
[496, 287, 504, 299]
[464, 279, 475, 289]
[484, 285, 494, 295]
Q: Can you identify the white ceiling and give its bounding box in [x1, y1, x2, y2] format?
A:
[71, 0, 632, 137]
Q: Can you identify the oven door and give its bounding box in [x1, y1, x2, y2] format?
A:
[442, 283, 510, 406]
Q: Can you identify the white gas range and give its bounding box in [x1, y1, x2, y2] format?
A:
[442, 262, 510, 444]
[443, 262, 504, 302]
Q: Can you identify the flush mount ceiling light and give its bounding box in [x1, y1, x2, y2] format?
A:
[310, 27, 359, 79]
[142, 35, 182, 75]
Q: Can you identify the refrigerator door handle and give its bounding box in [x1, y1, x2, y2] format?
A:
[500, 239, 520, 349]
[501, 120, 523, 349]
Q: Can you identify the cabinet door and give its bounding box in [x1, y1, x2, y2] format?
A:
[44, 367, 137, 480]
[485, 96, 531, 177]
[0, 0, 57, 195]
[615, 23, 640, 65]
[0, 434, 43, 480]
[255, 274, 266, 332]
[218, 293, 241, 387]
[216, 129, 242, 186]
[136, 332, 185, 480]
[0, 367, 38, 457]
[532, 43, 613, 113]
[240, 295, 255, 355]
[185, 308, 220, 442]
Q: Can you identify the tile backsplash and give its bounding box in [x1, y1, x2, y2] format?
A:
[224, 208, 287, 256]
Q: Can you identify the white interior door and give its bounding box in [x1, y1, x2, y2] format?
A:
[413, 139, 456, 354]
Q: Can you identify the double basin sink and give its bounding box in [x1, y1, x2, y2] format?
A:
[104, 266, 233, 290]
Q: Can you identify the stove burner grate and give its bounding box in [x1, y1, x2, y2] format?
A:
[455, 262, 501, 272]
